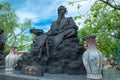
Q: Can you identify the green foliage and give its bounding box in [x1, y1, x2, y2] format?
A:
[68, 2, 82, 26]
[68, 2, 75, 6]
[77, 1, 120, 58]
[73, 16, 81, 20]
[15, 34, 34, 51]
[0, 2, 33, 53]
[77, 4, 81, 9]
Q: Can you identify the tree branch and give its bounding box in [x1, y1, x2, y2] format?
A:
[68, 0, 88, 3]
[99, 0, 120, 10]
[12, 31, 17, 46]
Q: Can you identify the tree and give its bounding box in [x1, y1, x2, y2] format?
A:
[68, 0, 120, 58]
[100, 0, 120, 10]
[0, 2, 33, 53]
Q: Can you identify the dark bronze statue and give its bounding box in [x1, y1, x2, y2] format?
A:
[37, 5, 78, 59]
[0, 28, 7, 53]
[29, 29, 48, 60]
[0, 28, 7, 69]
[21, 5, 86, 74]
[28, 5, 78, 60]
[47, 5, 78, 47]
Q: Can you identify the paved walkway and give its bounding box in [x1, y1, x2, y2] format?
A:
[0, 69, 119, 80]
[102, 68, 120, 80]
[0, 70, 87, 80]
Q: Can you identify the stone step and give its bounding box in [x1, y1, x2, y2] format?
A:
[0, 70, 87, 80]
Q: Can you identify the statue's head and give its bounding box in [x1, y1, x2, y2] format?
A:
[57, 5, 67, 16]
[0, 28, 4, 34]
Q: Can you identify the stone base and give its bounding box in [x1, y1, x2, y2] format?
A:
[87, 73, 102, 79]
[0, 53, 5, 69]
[0, 69, 87, 80]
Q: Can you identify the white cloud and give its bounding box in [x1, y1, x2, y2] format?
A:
[16, 0, 92, 21]
[15, 0, 95, 30]
[16, 0, 65, 23]
[15, 0, 68, 31]
[0, 0, 4, 2]
[16, 11, 38, 22]
[1, 0, 95, 34]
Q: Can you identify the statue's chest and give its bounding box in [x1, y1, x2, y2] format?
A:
[59, 18, 69, 26]
[54, 18, 69, 30]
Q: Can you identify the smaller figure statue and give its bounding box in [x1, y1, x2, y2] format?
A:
[30, 29, 43, 55]
[0, 28, 7, 54]
[30, 29, 48, 59]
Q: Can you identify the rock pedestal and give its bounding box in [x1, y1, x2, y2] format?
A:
[0, 53, 5, 69]
[40, 38, 86, 74]
[19, 5, 86, 75]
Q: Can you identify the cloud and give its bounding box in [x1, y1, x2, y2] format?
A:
[1, 0, 95, 31]
[16, 0, 64, 22]
[15, 0, 71, 31]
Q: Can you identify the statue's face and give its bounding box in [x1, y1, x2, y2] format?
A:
[58, 6, 66, 17]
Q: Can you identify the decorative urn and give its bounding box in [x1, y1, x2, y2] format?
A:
[5, 46, 18, 71]
[82, 35, 103, 80]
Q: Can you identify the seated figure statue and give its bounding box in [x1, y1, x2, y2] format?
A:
[47, 5, 78, 46]
[38, 5, 85, 74]
[29, 29, 48, 59]
[21, 5, 85, 74]
[37, 5, 78, 59]
[27, 5, 78, 60]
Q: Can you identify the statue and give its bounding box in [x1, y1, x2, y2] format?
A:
[0, 28, 7, 69]
[37, 5, 78, 59]
[27, 5, 78, 60]
[0, 28, 7, 54]
[30, 29, 44, 56]
[47, 5, 78, 47]
[21, 5, 86, 74]
[29, 29, 48, 63]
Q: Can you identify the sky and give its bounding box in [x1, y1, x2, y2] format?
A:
[0, 0, 95, 32]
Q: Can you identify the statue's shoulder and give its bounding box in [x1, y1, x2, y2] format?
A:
[52, 20, 57, 24]
[66, 17, 74, 21]
[66, 17, 73, 19]
[52, 21, 56, 23]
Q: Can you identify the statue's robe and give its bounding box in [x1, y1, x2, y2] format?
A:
[47, 17, 78, 47]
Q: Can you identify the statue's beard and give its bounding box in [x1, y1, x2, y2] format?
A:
[57, 12, 64, 25]
[58, 12, 64, 19]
